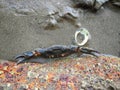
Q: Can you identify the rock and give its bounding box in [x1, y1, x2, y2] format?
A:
[14, 8, 37, 16]
[0, 56, 120, 89]
[27, 71, 39, 78]
[42, 15, 59, 30]
[75, 22, 82, 28]
[41, 6, 80, 30]
[73, 0, 109, 11]
[106, 0, 120, 7]
[112, 2, 120, 7]
[0, 2, 8, 8]
[0, 86, 3, 90]
[59, 6, 79, 19]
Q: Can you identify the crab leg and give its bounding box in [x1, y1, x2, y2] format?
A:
[14, 45, 100, 64]
[15, 51, 36, 64]
[79, 47, 100, 57]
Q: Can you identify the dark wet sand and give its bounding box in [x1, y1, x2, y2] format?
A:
[0, 0, 120, 60]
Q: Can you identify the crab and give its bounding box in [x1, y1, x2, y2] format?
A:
[14, 28, 100, 64]
[14, 45, 100, 64]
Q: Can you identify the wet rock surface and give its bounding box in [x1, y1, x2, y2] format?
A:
[0, 56, 119, 90]
[0, 0, 120, 60]
[73, 0, 109, 11]
[111, 0, 120, 7]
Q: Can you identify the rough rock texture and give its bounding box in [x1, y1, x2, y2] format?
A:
[0, 55, 120, 90]
[73, 0, 109, 10]
[0, 0, 120, 60]
[111, 0, 120, 7]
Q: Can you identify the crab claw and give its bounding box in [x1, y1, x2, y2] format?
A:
[14, 51, 34, 64]
[80, 47, 100, 57]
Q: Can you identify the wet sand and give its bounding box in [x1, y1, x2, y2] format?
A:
[0, 0, 120, 60]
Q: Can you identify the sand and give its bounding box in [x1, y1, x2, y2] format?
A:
[0, 0, 120, 60]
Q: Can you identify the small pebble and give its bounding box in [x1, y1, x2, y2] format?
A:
[75, 22, 81, 28]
